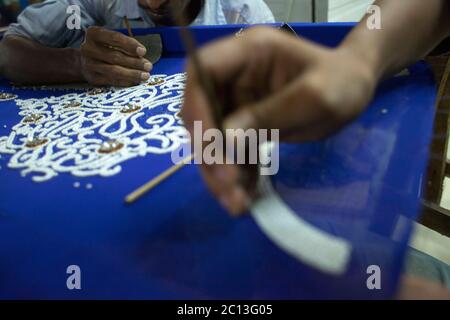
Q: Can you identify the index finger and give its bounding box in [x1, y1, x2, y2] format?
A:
[93, 28, 147, 57]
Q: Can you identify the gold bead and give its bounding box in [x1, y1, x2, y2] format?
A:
[120, 104, 142, 114]
[147, 77, 165, 86]
[23, 114, 43, 124]
[25, 137, 48, 148]
[98, 140, 124, 154]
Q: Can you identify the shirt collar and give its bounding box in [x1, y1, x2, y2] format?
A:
[114, 0, 142, 19]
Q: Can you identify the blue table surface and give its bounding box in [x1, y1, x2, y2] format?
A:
[0, 24, 437, 299]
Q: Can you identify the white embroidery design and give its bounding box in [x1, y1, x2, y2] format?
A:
[0, 73, 189, 182]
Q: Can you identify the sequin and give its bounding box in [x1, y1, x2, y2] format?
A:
[87, 88, 110, 96]
[0, 93, 18, 101]
[120, 104, 142, 114]
[64, 101, 82, 109]
[98, 140, 124, 154]
[147, 77, 165, 86]
[23, 114, 43, 124]
[25, 137, 48, 148]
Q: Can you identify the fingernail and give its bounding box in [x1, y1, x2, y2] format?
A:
[224, 111, 255, 131]
[136, 46, 146, 57]
[141, 73, 150, 81]
[143, 62, 152, 72]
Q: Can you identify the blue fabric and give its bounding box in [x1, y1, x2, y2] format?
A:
[0, 24, 437, 299]
[19, 0, 30, 10]
[4, 0, 274, 48]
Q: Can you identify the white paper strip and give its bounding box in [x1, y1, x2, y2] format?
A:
[251, 143, 352, 275]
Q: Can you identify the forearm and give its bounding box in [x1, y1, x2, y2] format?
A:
[340, 0, 450, 81]
[0, 36, 83, 84]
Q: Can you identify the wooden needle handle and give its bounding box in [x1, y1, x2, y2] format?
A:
[125, 154, 194, 204]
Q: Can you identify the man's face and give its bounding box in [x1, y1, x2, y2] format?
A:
[138, 0, 191, 26]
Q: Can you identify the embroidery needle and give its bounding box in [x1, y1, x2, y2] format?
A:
[124, 16, 134, 38]
[124, 6, 225, 204]
[171, 6, 224, 130]
[125, 154, 194, 204]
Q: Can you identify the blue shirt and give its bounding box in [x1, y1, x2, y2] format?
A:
[5, 0, 275, 48]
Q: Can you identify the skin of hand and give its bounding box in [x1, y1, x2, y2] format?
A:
[0, 29, 152, 86]
[79, 27, 152, 87]
[181, 27, 378, 215]
[398, 275, 450, 300]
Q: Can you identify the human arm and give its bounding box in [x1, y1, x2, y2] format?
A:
[0, 0, 152, 86]
[181, 0, 450, 214]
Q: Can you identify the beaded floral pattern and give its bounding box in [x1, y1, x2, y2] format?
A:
[0, 74, 189, 182]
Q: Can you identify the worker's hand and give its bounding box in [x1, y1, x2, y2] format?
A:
[398, 275, 450, 300]
[182, 26, 378, 215]
[79, 27, 152, 87]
